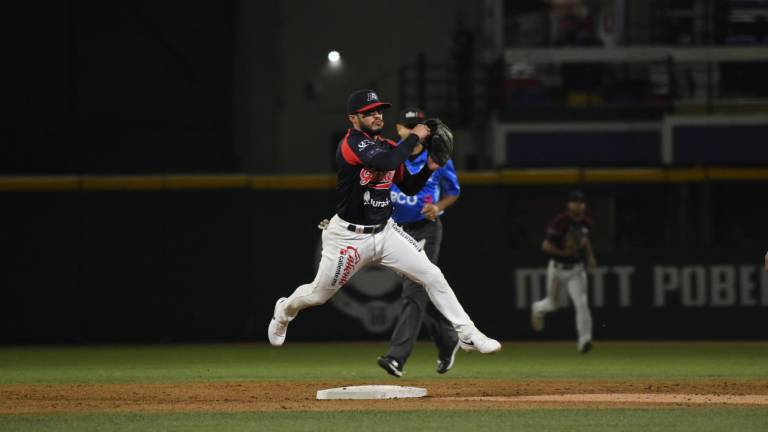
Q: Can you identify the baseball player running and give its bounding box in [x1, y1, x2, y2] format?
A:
[268, 90, 501, 356]
[377, 108, 461, 378]
[530, 190, 597, 353]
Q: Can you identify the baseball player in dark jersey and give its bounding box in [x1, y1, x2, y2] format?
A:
[268, 90, 501, 356]
[376, 108, 461, 378]
[531, 190, 597, 353]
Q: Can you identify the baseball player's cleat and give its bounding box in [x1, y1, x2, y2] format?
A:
[459, 330, 501, 354]
[579, 340, 593, 354]
[436, 339, 460, 374]
[377, 356, 403, 377]
[267, 297, 289, 346]
[530, 307, 544, 332]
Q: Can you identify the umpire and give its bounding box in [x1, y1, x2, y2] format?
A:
[377, 108, 461, 377]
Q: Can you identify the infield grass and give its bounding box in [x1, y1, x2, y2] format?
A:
[2, 409, 768, 432]
[0, 341, 766, 384]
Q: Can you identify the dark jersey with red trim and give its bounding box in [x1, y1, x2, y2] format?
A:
[335, 128, 406, 225]
[545, 212, 593, 264]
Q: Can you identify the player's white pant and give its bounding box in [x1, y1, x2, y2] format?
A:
[276, 215, 477, 339]
[532, 260, 592, 347]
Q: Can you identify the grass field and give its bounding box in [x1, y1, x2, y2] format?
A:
[1, 341, 767, 431]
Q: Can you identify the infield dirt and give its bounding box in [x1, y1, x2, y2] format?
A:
[2, 379, 767, 414]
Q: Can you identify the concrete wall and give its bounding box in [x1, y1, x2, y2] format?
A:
[4, 1, 483, 174]
[2, 1, 236, 174]
[233, 0, 282, 173]
[272, 0, 483, 173]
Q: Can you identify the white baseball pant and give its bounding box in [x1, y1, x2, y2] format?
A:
[532, 259, 593, 347]
[275, 214, 477, 339]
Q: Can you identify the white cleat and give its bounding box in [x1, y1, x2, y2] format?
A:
[530, 307, 544, 332]
[267, 297, 289, 346]
[459, 329, 502, 354]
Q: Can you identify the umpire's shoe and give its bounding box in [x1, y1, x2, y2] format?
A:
[436, 339, 460, 374]
[377, 356, 403, 378]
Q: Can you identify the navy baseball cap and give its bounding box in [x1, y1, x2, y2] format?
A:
[568, 190, 586, 202]
[398, 107, 426, 126]
[347, 89, 392, 114]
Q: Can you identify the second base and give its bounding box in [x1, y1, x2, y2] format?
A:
[316, 385, 427, 400]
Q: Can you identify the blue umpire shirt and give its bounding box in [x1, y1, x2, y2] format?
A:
[389, 150, 460, 224]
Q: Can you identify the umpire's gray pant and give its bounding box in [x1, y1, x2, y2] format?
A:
[385, 218, 458, 365]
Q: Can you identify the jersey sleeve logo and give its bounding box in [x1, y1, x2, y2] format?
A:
[358, 139, 375, 150]
[359, 168, 395, 190]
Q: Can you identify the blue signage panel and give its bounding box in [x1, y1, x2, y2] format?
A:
[674, 125, 768, 165]
[506, 130, 660, 166]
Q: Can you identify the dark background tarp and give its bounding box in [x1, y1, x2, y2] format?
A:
[3, 182, 766, 344]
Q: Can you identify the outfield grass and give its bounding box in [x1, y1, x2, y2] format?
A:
[0, 341, 766, 384]
[1, 342, 767, 431]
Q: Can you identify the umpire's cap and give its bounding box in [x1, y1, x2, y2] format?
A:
[568, 189, 586, 202]
[347, 89, 392, 114]
[398, 107, 426, 127]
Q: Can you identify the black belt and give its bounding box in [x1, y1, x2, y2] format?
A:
[553, 262, 578, 270]
[346, 223, 385, 234]
[400, 219, 433, 230]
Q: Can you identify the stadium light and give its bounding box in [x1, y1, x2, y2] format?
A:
[327, 50, 341, 64]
